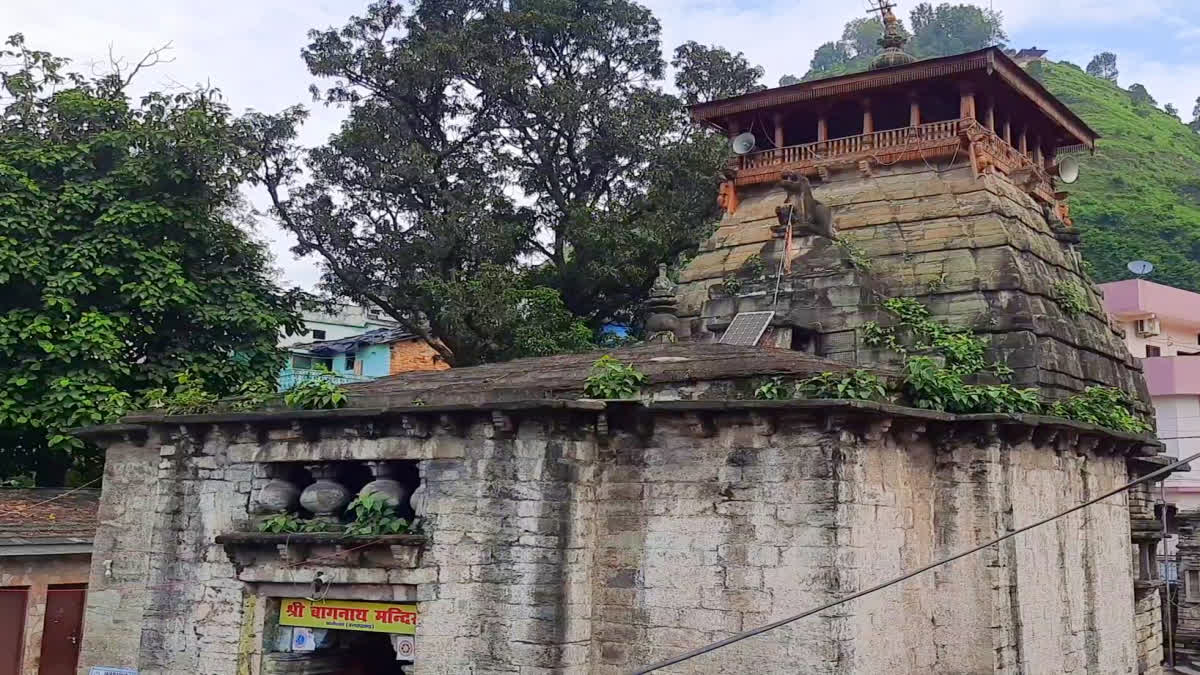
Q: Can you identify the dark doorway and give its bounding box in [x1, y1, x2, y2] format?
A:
[0, 587, 28, 675]
[38, 584, 86, 675]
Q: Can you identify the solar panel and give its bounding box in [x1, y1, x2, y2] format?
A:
[719, 311, 775, 346]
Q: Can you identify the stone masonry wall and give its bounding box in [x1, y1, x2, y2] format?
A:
[78, 406, 1149, 674]
[675, 160, 1148, 407]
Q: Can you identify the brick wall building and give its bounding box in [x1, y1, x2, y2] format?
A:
[0, 488, 97, 675]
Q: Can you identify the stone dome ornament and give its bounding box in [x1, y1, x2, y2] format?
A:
[870, 1, 916, 70]
[644, 263, 679, 343]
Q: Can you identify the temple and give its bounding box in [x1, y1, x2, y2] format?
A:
[672, 34, 1144, 409]
[68, 12, 1178, 675]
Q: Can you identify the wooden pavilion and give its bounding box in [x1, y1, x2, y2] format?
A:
[692, 46, 1098, 209]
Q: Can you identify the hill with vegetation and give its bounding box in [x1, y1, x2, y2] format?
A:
[1027, 60, 1200, 290]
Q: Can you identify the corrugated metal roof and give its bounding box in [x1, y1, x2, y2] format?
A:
[290, 327, 419, 356]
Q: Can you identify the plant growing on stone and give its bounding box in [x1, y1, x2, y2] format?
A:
[1049, 387, 1150, 433]
[583, 356, 647, 399]
[140, 372, 220, 415]
[258, 513, 336, 534]
[283, 367, 349, 410]
[797, 370, 888, 401]
[344, 492, 411, 536]
[741, 254, 766, 279]
[754, 377, 792, 401]
[720, 276, 742, 296]
[230, 379, 277, 412]
[835, 238, 872, 271]
[1054, 280, 1090, 318]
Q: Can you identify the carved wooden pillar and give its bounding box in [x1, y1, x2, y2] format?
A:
[1032, 133, 1042, 164]
[817, 111, 829, 142]
[772, 112, 784, 149]
[1018, 127, 1028, 156]
[959, 84, 977, 120]
[1002, 118, 1012, 145]
[909, 93, 921, 127]
[862, 98, 874, 135]
[984, 98, 996, 132]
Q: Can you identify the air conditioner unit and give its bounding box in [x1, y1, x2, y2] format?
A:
[1135, 318, 1161, 337]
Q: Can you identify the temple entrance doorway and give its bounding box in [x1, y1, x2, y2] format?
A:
[264, 629, 410, 675]
[264, 596, 418, 675]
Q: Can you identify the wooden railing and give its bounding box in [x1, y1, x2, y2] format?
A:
[739, 119, 962, 170]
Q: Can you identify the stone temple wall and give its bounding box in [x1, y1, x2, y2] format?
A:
[675, 159, 1149, 409]
[77, 402, 1150, 674]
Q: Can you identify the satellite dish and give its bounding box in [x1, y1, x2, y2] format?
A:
[1127, 260, 1154, 276]
[1051, 156, 1080, 184]
[731, 132, 757, 155]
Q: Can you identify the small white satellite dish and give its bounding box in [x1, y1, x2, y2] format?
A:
[1052, 156, 1080, 184]
[731, 132, 757, 155]
[1127, 260, 1154, 276]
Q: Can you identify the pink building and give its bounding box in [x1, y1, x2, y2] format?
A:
[1101, 279, 1200, 511]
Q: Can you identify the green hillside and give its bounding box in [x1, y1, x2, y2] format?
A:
[1028, 60, 1200, 290]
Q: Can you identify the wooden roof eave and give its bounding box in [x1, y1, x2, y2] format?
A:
[985, 51, 1098, 149]
[689, 47, 1099, 150]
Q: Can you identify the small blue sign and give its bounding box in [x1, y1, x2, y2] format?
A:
[89, 669, 138, 675]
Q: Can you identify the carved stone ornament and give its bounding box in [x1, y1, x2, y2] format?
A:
[299, 464, 351, 520]
[360, 461, 410, 509]
[253, 478, 300, 515]
[775, 171, 837, 240]
[644, 263, 679, 343]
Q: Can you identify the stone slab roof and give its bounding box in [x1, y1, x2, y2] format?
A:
[0, 488, 99, 544]
[341, 343, 868, 404]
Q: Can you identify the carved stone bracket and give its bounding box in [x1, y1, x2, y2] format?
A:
[489, 411, 516, 437]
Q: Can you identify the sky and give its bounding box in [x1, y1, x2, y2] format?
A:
[2, 0, 1197, 290]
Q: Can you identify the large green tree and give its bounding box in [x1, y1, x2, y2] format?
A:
[0, 35, 305, 483]
[245, 0, 751, 366]
[795, 2, 1003, 81]
[907, 2, 1006, 58]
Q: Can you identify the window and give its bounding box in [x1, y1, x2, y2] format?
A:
[1189, 570, 1200, 601]
[291, 355, 332, 371]
[311, 329, 326, 340]
[1146, 345, 1161, 357]
[345, 352, 356, 373]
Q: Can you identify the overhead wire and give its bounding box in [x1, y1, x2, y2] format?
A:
[631, 450, 1200, 674]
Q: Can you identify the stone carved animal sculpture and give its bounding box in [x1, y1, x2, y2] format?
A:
[775, 171, 836, 240]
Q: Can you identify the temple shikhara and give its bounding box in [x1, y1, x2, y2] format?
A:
[71, 8, 1179, 675]
[671, 11, 1145, 409]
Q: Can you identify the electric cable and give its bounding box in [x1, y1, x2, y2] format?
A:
[631, 450, 1200, 674]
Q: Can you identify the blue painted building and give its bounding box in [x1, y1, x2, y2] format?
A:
[279, 327, 446, 391]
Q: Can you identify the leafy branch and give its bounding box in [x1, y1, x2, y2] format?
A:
[583, 355, 647, 399]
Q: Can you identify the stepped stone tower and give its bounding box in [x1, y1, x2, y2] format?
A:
[676, 45, 1149, 408]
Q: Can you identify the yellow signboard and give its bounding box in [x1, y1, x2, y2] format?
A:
[279, 598, 417, 635]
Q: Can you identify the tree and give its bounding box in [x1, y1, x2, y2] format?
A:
[1165, 103, 1180, 119]
[1127, 83, 1156, 107]
[244, 0, 740, 367]
[907, 2, 1006, 58]
[0, 35, 306, 483]
[805, 42, 853, 78]
[671, 41, 764, 105]
[778, 74, 802, 87]
[1191, 96, 1200, 132]
[803, 3, 1001, 81]
[1086, 52, 1119, 82]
